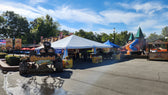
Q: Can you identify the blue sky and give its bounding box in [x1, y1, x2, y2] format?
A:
[0, 0, 168, 37]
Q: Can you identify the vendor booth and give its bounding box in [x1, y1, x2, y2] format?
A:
[36, 35, 111, 67]
[103, 40, 120, 52]
[103, 40, 120, 59]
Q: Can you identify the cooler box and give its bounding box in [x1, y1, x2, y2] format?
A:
[62, 59, 73, 68]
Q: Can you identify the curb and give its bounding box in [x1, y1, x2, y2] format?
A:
[0, 59, 19, 74]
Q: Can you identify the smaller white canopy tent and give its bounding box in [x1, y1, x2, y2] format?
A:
[36, 35, 111, 58]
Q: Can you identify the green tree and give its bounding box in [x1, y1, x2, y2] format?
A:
[100, 33, 109, 42]
[108, 31, 130, 46]
[0, 11, 30, 39]
[0, 16, 5, 23]
[75, 29, 99, 42]
[30, 14, 60, 43]
[95, 33, 102, 42]
[61, 30, 69, 35]
[146, 32, 162, 42]
[118, 31, 130, 46]
[75, 29, 86, 38]
[161, 26, 168, 41]
[0, 16, 6, 38]
[86, 31, 97, 41]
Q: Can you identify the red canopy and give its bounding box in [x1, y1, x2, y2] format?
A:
[21, 48, 31, 50]
[30, 48, 35, 51]
[21, 48, 27, 50]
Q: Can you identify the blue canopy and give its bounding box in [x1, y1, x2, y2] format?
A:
[104, 40, 120, 48]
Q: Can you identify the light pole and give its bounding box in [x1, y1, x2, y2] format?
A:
[113, 28, 115, 44]
[165, 37, 168, 41]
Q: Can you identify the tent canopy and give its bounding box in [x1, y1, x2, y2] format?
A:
[36, 35, 111, 50]
[104, 40, 120, 48]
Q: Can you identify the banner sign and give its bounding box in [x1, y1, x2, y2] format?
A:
[15, 39, 22, 50]
[6, 38, 13, 50]
[30, 56, 55, 62]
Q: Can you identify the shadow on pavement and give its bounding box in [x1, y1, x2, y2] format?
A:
[22, 70, 73, 79]
[72, 58, 133, 70]
[50, 70, 73, 79]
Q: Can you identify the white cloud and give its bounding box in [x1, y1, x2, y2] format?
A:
[60, 25, 78, 32]
[29, 0, 47, 5]
[0, 2, 42, 19]
[104, 1, 110, 6]
[0, 2, 103, 24]
[163, 12, 168, 18]
[138, 19, 166, 32]
[133, 2, 163, 14]
[38, 6, 104, 24]
[0, 1, 149, 26]
[100, 10, 144, 24]
[60, 24, 94, 33]
[94, 28, 113, 34]
[139, 20, 157, 29]
[119, 2, 165, 15]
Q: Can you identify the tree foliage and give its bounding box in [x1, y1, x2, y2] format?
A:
[100, 33, 109, 42]
[0, 11, 30, 38]
[75, 29, 97, 41]
[30, 14, 60, 43]
[75, 29, 130, 46]
[0, 16, 6, 38]
[162, 26, 168, 37]
[61, 30, 69, 36]
[115, 31, 130, 46]
[146, 32, 162, 42]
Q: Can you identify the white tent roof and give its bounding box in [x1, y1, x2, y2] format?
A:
[36, 35, 111, 50]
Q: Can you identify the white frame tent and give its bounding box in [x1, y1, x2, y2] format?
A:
[36, 35, 111, 58]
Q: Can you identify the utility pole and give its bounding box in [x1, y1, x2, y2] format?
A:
[113, 28, 115, 44]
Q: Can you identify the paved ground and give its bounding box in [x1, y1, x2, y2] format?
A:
[0, 58, 168, 95]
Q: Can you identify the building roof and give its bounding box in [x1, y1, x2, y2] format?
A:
[135, 27, 144, 38]
[128, 33, 134, 41]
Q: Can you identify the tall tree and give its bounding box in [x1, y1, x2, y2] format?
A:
[0, 16, 5, 23]
[86, 31, 97, 41]
[161, 26, 168, 41]
[95, 33, 102, 42]
[0, 11, 30, 38]
[75, 29, 102, 42]
[100, 33, 109, 42]
[75, 29, 86, 38]
[117, 31, 130, 46]
[30, 14, 60, 43]
[146, 32, 163, 42]
[61, 30, 69, 35]
[0, 16, 6, 38]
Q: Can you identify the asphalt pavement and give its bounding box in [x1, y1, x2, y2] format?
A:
[0, 58, 168, 95]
